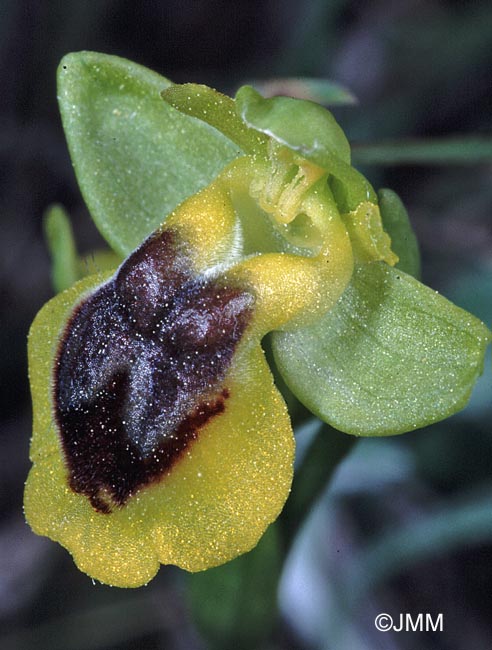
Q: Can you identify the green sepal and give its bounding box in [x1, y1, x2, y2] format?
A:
[58, 52, 240, 256]
[188, 524, 282, 650]
[272, 262, 491, 436]
[161, 83, 268, 156]
[378, 188, 421, 279]
[235, 84, 351, 165]
[235, 85, 376, 211]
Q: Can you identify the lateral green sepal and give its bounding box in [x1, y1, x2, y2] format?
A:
[272, 262, 491, 436]
[58, 51, 240, 255]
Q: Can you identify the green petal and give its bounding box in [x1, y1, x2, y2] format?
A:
[43, 203, 123, 293]
[272, 262, 491, 436]
[378, 188, 421, 279]
[161, 83, 267, 156]
[43, 204, 80, 292]
[235, 85, 351, 165]
[58, 52, 240, 255]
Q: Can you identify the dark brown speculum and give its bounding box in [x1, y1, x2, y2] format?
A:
[54, 229, 254, 513]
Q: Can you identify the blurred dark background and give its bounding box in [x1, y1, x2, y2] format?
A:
[1, 1, 491, 649]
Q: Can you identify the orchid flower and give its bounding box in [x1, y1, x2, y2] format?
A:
[24, 53, 490, 587]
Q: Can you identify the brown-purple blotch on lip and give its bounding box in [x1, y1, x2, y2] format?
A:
[54, 229, 254, 513]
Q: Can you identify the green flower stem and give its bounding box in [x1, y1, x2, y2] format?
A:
[280, 424, 356, 552]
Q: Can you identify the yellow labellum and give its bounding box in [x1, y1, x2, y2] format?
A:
[25, 146, 396, 588]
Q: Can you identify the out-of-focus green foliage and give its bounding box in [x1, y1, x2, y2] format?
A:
[249, 77, 358, 106]
[188, 526, 282, 650]
[353, 136, 492, 166]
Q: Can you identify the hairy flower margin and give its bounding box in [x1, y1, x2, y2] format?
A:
[24, 53, 491, 587]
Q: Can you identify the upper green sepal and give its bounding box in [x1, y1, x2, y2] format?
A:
[235, 85, 376, 211]
[235, 85, 351, 165]
[272, 262, 491, 436]
[57, 52, 240, 255]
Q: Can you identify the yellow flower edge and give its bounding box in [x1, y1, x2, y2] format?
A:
[24, 272, 294, 587]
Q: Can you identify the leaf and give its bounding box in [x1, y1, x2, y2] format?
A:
[377, 188, 421, 279]
[272, 262, 491, 436]
[352, 136, 492, 166]
[188, 524, 282, 650]
[43, 204, 80, 292]
[58, 52, 241, 255]
[161, 83, 267, 156]
[235, 85, 351, 165]
[280, 422, 355, 549]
